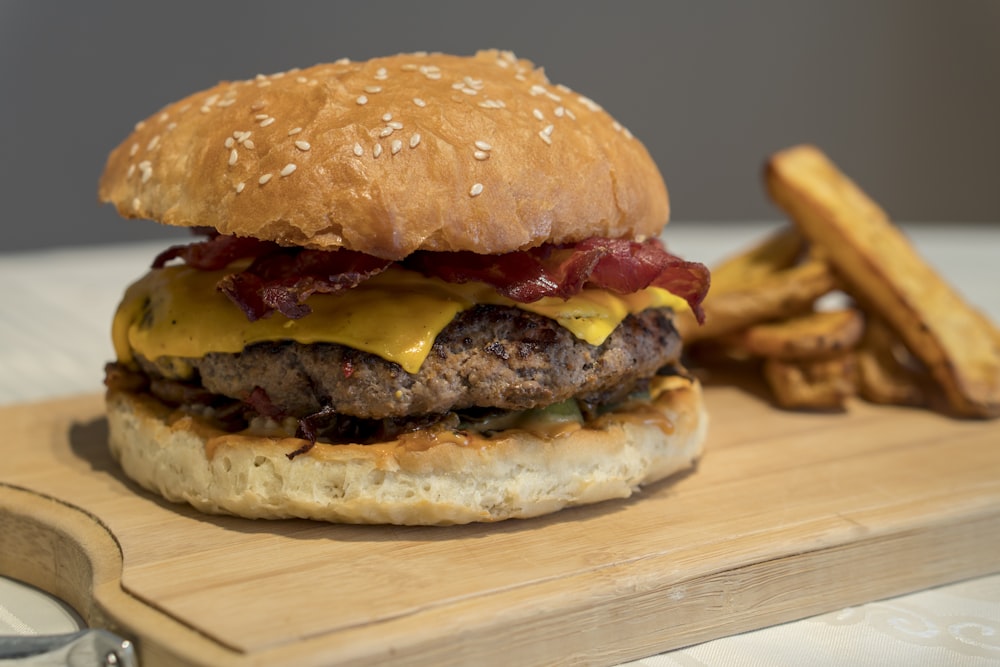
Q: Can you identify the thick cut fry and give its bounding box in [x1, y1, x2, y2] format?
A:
[763, 354, 857, 411]
[766, 145, 1000, 418]
[734, 308, 864, 361]
[710, 226, 805, 291]
[677, 257, 838, 342]
[855, 316, 935, 407]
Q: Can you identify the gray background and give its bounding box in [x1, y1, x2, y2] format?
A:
[2, 0, 998, 252]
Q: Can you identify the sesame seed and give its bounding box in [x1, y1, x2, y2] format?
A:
[225, 137, 235, 148]
[356, 95, 368, 105]
[132, 197, 141, 211]
[470, 183, 484, 197]
[364, 85, 382, 94]
[166, 122, 177, 131]
[129, 143, 139, 157]
[451, 82, 465, 90]
[203, 93, 220, 105]
[217, 98, 236, 108]
[555, 106, 565, 118]
[474, 140, 492, 151]
[158, 112, 169, 123]
[577, 95, 602, 112]
[460, 87, 477, 96]
[200, 105, 212, 114]
[147, 135, 160, 151]
[288, 127, 303, 135]
[236, 182, 245, 193]
[260, 117, 275, 127]
[373, 144, 383, 158]
[401, 63, 418, 71]
[413, 97, 426, 107]
[530, 84, 547, 96]
[542, 124, 554, 136]
[280, 163, 297, 176]
[532, 109, 544, 121]
[294, 140, 311, 151]
[409, 133, 421, 148]
[375, 67, 388, 80]
[243, 140, 255, 150]
[250, 101, 266, 111]
[353, 142, 364, 156]
[382, 112, 393, 122]
[259, 173, 272, 185]
[135, 120, 146, 130]
[538, 130, 552, 145]
[391, 139, 402, 154]
[296, 76, 308, 84]
[565, 108, 577, 120]
[229, 149, 238, 166]
[256, 80, 272, 87]
[388, 121, 403, 130]
[419, 65, 439, 76]
[474, 151, 489, 160]
[126, 164, 135, 178]
[379, 127, 394, 138]
[255, 113, 269, 121]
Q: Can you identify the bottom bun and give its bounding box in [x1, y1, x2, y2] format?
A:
[106, 377, 707, 525]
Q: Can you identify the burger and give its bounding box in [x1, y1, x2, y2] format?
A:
[98, 50, 710, 525]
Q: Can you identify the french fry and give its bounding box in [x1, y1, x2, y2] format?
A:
[711, 226, 805, 290]
[677, 252, 838, 342]
[763, 354, 857, 411]
[855, 316, 936, 407]
[732, 308, 864, 361]
[766, 145, 1000, 418]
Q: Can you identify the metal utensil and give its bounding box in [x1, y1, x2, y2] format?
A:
[0, 629, 136, 666]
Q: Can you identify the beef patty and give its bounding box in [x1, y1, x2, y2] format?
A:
[136, 305, 682, 420]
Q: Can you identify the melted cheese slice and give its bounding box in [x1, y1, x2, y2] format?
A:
[113, 265, 689, 375]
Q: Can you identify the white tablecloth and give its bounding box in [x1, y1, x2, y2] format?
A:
[1, 222, 998, 666]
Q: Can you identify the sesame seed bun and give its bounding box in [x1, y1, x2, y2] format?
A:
[97, 50, 669, 260]
[105, 376, 705, 525]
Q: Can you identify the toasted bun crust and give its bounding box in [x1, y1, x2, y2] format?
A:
[105, 378, 706, 525]
[98, 50, 669, 260]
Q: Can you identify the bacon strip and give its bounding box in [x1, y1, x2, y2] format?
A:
[405, 238, 710, 322]
[219, 249, 392, 321]
[152, 233, 272, 270]
[153, 235, 709, 323]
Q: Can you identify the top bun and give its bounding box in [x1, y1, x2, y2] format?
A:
[98, 50, 669, 260]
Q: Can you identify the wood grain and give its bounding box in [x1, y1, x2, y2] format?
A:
[1, 384, 998, 666]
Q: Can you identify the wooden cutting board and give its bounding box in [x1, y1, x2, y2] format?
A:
[2, 381, 999, 667]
